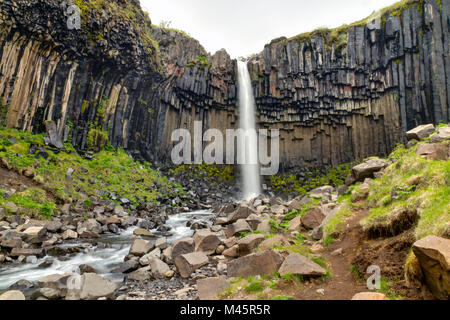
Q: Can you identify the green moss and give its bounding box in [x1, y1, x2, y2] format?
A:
[269, 163, 352, 196]
[0, 127, 180, 209]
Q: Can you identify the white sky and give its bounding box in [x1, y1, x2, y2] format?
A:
[141, 0, 399, 58]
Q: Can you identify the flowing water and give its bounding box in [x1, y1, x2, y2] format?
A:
[237, 60, 261, 200]
[0, 210, 213, 290]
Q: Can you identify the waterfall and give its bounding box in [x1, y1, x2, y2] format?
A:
[237, 60, 261, 200]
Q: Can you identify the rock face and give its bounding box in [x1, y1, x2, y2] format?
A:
[0, 0, 448, 167]
[227, 250, 284, 278]
[412, 235, 450, 300]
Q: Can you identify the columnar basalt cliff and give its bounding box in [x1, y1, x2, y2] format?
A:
[249, 0, 449, 167]
[0, 0, 448, 168]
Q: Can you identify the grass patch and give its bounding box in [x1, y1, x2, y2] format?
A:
[0, 127, 182, 214]
[361, 143, 449, 239]
[268, 296, 295, 300]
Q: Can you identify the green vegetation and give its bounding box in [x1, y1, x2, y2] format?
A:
[361, 141, 449, 239]
[0, 127, 181, 211]
[72, 0, 160, 66]
[186, 55, 210, 68]
[377, 278, 404, 300]
[268, 296, 295, 300]
[269, 163, 352, 196]
[0, 187, 55, 219]
[170, 163, 235, 184]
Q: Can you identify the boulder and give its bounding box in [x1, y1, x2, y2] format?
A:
[288, 216, 302, 232]
[196, 276, 230, 300]
[193, 229, 221, 254]
[225, 219, 252, 238]
[351, 292, 389, 300]
[79, 219, 102, 234]
[44, 221, 62, 233]
[112, 260, 139, 274]
[44, 120, 64, 149]
[10, 248, 44, 257]
[0, 290, 25, 300]
[288, 199, 303, 212]
[416, 143, 449, 161]
[62, 230, 78, 240]
[246, 214, 262, 230]
[259, 235, 290, 251]
[227, 250, 284, 278]
[38, 273, 74, 295]
[228, 205, 256, 223]
[1, 237, 22, 249]
[127, 266, 152, 281]
[301, 208, 326, 229]
[237, 234, 265, 256]
[311, 205, 341, 240]
[23, 226, 46, 238]
[278, 253, 326, 277]
[257, 220, 272, 233]
[351, 158, 389, 182]
[139, 248, 162, 266]
[129, 239, 154, 257]
[223, 245, 239, 258]
[133, 228, 155, 238]
[406, 124, 436, 141]
[147, 258, 171, 279]
[270, 205, 287, 215]
[412, 235, 450, 300]
[309, 186, 335, 199]
[171, 237, 195, 261]
[33, 287, 61, 300]
[175, 252, 209, 278]
[79, 273, 116, 300]
[155, 237, 168, 250]
[106, 216, 121, 225]
[430, 126, 450, 143]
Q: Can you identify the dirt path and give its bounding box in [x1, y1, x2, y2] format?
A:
[288, 208, 370, 300]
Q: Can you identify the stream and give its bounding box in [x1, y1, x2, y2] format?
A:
[0, 210, 214, 290]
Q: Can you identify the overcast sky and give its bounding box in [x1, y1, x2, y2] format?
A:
[141, 0, 399, 58]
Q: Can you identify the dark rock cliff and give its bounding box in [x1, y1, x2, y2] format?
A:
[249, 0, 449, 167]
[0, 0, 448, 169]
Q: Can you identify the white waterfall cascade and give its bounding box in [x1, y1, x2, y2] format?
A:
[237, 60, 261, 200]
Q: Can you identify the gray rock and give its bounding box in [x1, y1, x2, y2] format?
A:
[79, 273, 116, 300]
[129, 239, 154, 257]
[197, 276, 230, 300]
[227, 250, 284, 278]
[0, 290, 25, 300]
[406, 124, 436, 141]
[430, 126, 450, 143]
[225, 219, 252, 238]
[175, 252, 209, 278]
[237, 234, 265, 256]
[171, 237, 195, 260]
[278, 253, 327, 277]
[351, 158, 389, 182]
